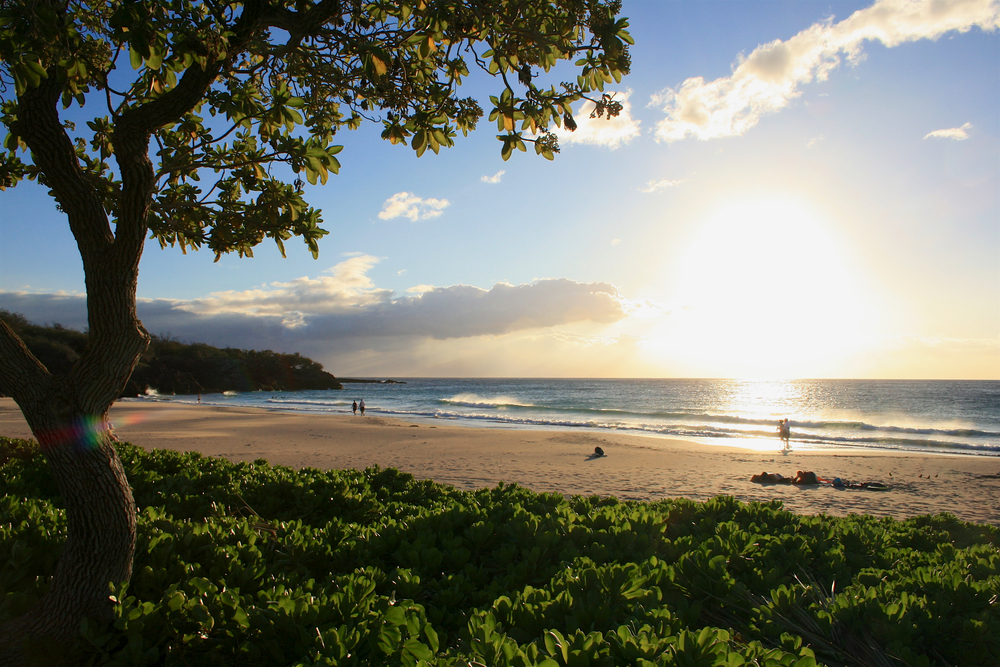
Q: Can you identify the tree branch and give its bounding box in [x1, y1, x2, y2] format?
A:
[111, 0, 278, 249]
[0, 320, 51, 408]
[263, 0, 344, 41]
[13, 75, 115, 259]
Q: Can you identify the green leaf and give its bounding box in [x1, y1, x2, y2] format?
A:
[232, 606, 250, 629]
[377, 624, 402, 654]
[165, 592, 185, 611]
[384, 605, 407, 626]
[402, 638, 433, 661]
[146, 46, 164, 70]
[423, 624, 439, 653]
[190, 605, 215, 630]
[412, 130, 426, 154]
[544, 630, 568, 662]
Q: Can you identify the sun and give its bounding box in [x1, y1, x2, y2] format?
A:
[648, 198, 871, 378]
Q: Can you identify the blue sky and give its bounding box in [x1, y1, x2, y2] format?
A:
[2, 0, 998, 379]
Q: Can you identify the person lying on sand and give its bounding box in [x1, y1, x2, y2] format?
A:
[750, 470, 821, 485]
[751, 471, 790, 484]
[751, 471, 889, 490]
[793, 470, 819, 485]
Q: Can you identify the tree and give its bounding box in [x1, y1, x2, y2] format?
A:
[0, 0, 630, 660]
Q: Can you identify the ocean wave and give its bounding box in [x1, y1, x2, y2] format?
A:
[266, 398, 353, 408]
[440, 394, 535, 409]
[378, 408, 1000, 455]
[612, 412, 1000, 439]
[787, 418, 998, 438]
[431, 402, 1000, 441]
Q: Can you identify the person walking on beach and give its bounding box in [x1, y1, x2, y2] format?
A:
[778, 418, 791, 449]
[359, 399, 366, 416]
[352, 400, 358, 415]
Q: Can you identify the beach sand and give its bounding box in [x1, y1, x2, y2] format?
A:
[2, 398, 998, 525]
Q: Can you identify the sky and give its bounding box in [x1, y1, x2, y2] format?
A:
[1, 0, 998, 379]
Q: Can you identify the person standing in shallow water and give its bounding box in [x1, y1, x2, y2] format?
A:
[352, 400, 357, 415]
[359, 399, 365, 416]
[779, 418, 791, 449]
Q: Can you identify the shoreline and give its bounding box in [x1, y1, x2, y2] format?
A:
[2, 398, 998, 525]
[131, 382, 1000, 458]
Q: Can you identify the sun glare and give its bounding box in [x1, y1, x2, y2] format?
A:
[652, 198, 870, 378]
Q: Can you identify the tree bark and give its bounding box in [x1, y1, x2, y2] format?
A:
[0, 319, 142, 666]
[0, 402, 137, 666]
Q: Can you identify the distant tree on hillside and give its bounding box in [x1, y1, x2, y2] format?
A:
[127, 334, 343, 394]
[0, 0, 631, 657]
[0, 311, 89, 378]
[0, 311, 343, 395]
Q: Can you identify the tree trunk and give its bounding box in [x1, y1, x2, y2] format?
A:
[0, 5, 248, 663]
[0, 398, 137, 666]
[0, 280, 148, 666]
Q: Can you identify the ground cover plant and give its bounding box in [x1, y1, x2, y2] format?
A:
[1, 436, 998, 666]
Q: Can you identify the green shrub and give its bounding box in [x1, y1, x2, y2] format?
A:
[1, 436, 997, 666]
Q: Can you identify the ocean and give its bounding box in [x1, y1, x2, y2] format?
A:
[132, 378, 1000, 456]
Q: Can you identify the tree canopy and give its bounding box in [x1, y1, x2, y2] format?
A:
[0, 3, 632, 656]
[1, 0, 631, 260]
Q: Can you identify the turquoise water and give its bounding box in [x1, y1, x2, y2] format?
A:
[136, 379, 1000, 456]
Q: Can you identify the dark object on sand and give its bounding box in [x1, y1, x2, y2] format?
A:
[793, 470, 818, 485]
[750, 470, 819, 485]
[861, 482, 890, 491]
[751, 471, 789, 484]
[836, 479, 890, 491]
[594, 446, 605, 457]
[752, 471, 890, 491]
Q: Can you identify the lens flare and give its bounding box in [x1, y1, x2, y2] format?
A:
[38, 410, 150, 452]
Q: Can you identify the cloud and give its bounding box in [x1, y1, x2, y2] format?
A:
[924, 122, 973, 140]
[0, 261, 628, 357]
[519, 330, 645, 349]
[639, 178, 684, 193]
[557, 90, 641, 149]
[651, 0, 1000, 142]
[377, 192, 450, 221]
[610, 238, 621, 246]
[807, 135, 825, 148]
[356, 280, 625, 339]
[481, 170, 505, 183]
[179, 254, 392, 317]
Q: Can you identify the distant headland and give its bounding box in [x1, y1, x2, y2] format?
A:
[0, 311, 345, 396]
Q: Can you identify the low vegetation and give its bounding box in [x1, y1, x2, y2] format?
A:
[1, 436, 997, 666]
[0, 311, 342, 395]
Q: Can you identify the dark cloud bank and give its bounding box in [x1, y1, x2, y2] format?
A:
[0, 279, 626, 355]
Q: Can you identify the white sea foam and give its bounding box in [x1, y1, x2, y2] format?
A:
[441, 393, 534, 409]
